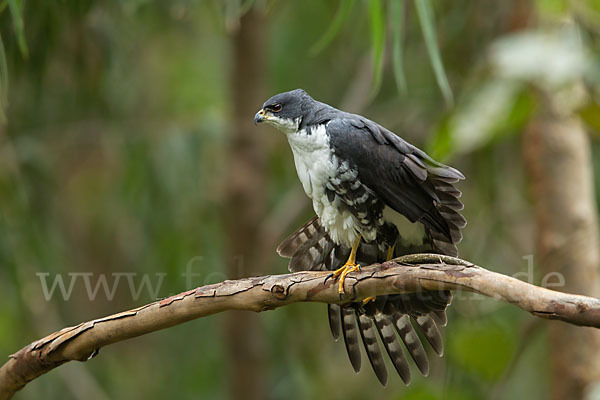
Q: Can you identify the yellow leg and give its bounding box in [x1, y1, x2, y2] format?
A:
[331, 237, 361, 294]
[362, 245, 395, 305]
[386, 245, 395, 262]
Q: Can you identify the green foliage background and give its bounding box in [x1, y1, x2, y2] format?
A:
[1, 1, 599, 399]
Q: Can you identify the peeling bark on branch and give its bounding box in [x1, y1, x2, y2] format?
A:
[2, 254, 600, 399]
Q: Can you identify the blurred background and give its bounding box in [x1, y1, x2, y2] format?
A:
[1, 0, 600, 399]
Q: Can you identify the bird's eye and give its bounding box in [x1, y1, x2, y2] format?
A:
[270, 103, 282, 112]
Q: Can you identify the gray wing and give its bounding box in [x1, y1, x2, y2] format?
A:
[326, 117, 466, 255]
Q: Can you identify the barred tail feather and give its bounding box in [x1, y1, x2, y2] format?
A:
[373, 313, 411, 384]
[327, 304, 341, 341]
[341, 307, 361, 373]
[356, 311, 388, 386]
[393, 313, 429, 376]
[414, 315, 444, 356]
[431, 310, 448, 327]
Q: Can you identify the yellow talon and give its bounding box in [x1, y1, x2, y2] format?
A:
[338, 263, 360, 294]
[331, 237, 362, 295]
[331, 264, 349, 280]
[362, 296, 376, 304]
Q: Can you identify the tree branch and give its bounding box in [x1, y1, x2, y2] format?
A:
[2, 254, 600, 399]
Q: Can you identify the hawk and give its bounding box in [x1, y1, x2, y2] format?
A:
[254, 89, 466, 386]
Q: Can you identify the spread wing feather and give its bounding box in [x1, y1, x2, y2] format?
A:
[326, 117, 465, 255]
[278, 217, 453, 384]
[277, 215, 321, 258]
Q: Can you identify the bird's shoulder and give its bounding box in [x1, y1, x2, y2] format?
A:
[323, 115, 464, 183]
[323, 115, 416, 155]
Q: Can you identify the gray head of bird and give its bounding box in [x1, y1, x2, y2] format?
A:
[254, 89, 315, 134]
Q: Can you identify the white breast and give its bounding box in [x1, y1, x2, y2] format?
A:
[286, 125, 332, 196]
[286, 124, 361, 247]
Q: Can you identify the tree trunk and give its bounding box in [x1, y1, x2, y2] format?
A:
[223, 8, 268, 400]
[523, 98, 600, 399]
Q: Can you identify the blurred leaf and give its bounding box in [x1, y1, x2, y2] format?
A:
[427, 80, 534, 159]
[0, 33, 7, 124]
[415, 0, 453, 106]
[427, 116, 452, 160]
[401, 384, 478, 400]
[0, 0, 7, 13]
[570, 0, 600, 34]
[239, 0, 256, 15]
[391, 0, 407, 95]
[535, 0, 568, 17]
[490, 26, 589, 89]
[401, 385, 438, 400]
[449, 322, 517, 381]
[586, 0, 600, 12]
[504, 89, 536, 129]
[367, 0, 385, 99]
[309, 0, 355, 56]
[8, 0, 28, 58]
[579, 100, 600, 133]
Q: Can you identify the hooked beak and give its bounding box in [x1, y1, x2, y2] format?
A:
[254, 109, 266, 125]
